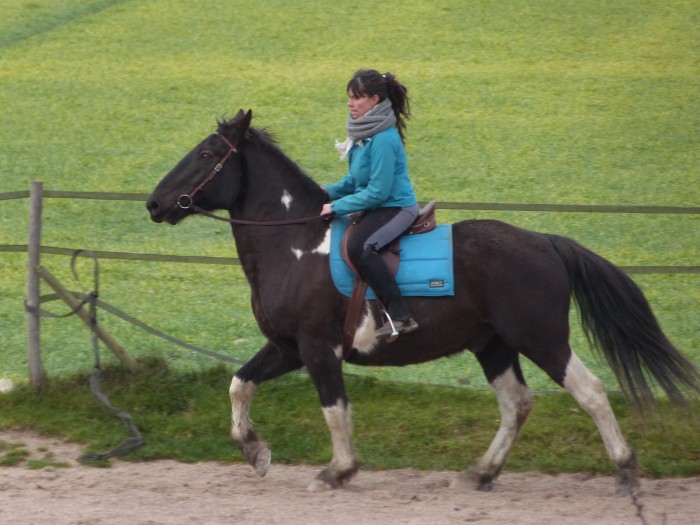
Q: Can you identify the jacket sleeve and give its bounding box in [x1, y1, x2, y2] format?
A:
[323, 172, 356, 200]
[329, 135, 397, 215]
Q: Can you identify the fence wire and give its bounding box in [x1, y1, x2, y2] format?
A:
[2, 190, 699, 273]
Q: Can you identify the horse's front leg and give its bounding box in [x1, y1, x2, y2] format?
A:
[230, 341, 303, 476]
[300, 337, 359, 491]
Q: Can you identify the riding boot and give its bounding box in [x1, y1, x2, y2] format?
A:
[358, 247, 418, 340]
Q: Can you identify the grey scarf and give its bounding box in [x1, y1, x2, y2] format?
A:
[335, 98, 396, 160]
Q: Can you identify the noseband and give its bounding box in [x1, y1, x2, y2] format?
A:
[177, 132, 238, 210]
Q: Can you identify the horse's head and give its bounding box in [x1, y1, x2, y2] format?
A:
[147, 109, 253, 224]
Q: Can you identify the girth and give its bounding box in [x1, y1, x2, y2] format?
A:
[340, 201, 437, 358]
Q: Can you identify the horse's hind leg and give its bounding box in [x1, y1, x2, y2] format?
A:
[561, 350, 639, 495]
[230, 341, 303, 476]
[456, 339, 533, 491]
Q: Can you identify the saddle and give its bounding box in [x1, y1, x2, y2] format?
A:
[340, 201, 437, 357]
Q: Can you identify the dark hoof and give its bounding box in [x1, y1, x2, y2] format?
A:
[452, 468, 495, 492]
[240, 441, 271, 477]
[308, 464, 358, 491]
[478, 481, 494, 492]
[615, 453, 640, 496]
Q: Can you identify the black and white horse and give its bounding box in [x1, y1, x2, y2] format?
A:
[147, 110, 699, 493]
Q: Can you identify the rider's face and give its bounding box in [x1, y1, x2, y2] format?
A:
[347, 90, 380, 120]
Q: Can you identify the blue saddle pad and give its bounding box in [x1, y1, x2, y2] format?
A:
[329, 216, 455, 299]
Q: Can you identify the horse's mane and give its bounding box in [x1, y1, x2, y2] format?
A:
[217, 116, 319, 190]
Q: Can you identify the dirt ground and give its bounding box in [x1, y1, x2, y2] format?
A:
[1, 430, 698, 525]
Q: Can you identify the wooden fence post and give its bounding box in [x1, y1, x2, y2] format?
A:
[26, 181, 43, 389]
[36, 266, 138, 371]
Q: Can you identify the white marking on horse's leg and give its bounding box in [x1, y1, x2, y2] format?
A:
[458, 366, 533, 490]
[481, 367, 533, 471]
[312, 227, 331, 255]
[229, 376, 256, 443]
[229, 376, 271, 476]
[281, 189, 293, 211]
[308, 399, 357, 491]
[563, 351, 634, 467]
[322, 400, 355, 470]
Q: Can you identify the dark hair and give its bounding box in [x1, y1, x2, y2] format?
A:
[347, 69, 412, 144]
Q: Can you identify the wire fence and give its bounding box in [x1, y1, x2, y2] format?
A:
[2, 190, 699, 273]
[5, 190, 700, 388]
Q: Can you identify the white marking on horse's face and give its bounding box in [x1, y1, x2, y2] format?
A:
[291, 248, 304, 260]
[281, 190, 293, 211]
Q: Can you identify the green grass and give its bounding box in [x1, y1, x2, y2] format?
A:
[0, 438, 70, 468]
[0, 358, 698, 476]
[0, 440, 31, 466]
[1, 0, 698, 474]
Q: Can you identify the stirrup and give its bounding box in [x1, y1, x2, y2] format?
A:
[376, 313, 419, 342]
[377, 314, 400, 342]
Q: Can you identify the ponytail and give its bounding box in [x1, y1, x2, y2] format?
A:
[347, 69, 412, 144]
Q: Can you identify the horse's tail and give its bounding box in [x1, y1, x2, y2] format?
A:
[546, 234, 700, 408]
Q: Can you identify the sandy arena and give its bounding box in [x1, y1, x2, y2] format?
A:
[0, 429, 698, 525]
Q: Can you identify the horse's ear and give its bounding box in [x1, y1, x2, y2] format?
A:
[231, 109, 253, 145]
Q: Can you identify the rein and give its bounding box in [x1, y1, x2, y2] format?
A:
[177, 132, 325, 227]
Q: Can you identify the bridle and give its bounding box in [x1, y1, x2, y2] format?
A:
[177, 132, 239, 211]
[176, 132, 325, 226]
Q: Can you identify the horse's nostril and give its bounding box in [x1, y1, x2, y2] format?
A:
[146, 200, 160, 215]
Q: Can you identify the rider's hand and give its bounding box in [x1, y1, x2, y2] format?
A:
[321, 203, 334, 220]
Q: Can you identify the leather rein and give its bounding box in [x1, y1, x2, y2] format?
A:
[176, 132, 325, 227]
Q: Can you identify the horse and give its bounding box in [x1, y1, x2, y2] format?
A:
[147, 109, 699, 494]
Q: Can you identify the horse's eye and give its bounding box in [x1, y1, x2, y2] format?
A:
[200, 152, 212, 160]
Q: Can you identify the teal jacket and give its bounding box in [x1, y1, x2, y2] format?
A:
[323, 127, 417, 216]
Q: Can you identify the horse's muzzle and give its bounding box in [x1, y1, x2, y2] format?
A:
[146, 199, 162, 222]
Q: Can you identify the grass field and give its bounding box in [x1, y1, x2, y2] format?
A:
[1, 0, 698, 473]
[1, 359, 699, 477]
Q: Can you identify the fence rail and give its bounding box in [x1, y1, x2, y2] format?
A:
[2, 244, 699, 274]
[2, 190, 699, 274]
[3, 190, 700, 214]
[6, 185, 700, 388]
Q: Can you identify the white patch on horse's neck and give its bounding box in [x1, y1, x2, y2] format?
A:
[281, 190, 293, 211]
